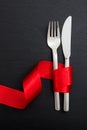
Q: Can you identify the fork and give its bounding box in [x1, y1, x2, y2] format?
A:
[47, 21, 60, 111]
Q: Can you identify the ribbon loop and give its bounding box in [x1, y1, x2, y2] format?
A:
[53, 64, 72, 93]
[23, 66, 42, 101]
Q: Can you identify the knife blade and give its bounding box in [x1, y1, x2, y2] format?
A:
[62, 16, 72, 59]
[61, 16, 72, 112]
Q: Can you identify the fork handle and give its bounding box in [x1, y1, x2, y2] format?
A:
[64, 58, 69, 112]
[52, 49, 58, 69]
[54, 92, 60, 111]
[52, 49, 60, 111]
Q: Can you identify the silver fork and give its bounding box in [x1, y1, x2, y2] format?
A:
[47, 21, 61, 111]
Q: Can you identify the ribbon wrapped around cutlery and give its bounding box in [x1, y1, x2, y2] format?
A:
[53, 64, 72, 93]
[0, 61, 72, 109]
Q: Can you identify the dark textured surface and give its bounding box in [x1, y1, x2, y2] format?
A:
[0, 0, 87, 129]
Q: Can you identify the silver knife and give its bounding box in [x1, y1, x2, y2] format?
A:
[61, 16, 72, 112]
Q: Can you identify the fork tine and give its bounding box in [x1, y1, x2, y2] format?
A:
[54, 21, 56, 37]
[51, 21, 53, 37]
[57, 21, 60, 38]
[47, 21, 51, 37]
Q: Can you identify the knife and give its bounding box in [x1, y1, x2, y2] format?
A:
[61, 16, 72, 112]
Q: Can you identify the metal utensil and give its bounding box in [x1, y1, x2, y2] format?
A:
[61, 16, 72, 112]
[47, 21, 61, 111]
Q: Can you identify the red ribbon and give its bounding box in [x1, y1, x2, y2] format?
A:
[0, 61, 72, 109]
[53, 64, 72, 93]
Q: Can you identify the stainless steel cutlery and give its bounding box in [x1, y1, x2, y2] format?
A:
[47, 16, 72, 112]
[47, 21, 61, 111]
[62, 16, 72, 112]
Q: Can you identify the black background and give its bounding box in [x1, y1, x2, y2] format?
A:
[0, 0, 87, 129]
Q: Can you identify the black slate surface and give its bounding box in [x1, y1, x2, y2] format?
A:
[0, 0, 87, 129]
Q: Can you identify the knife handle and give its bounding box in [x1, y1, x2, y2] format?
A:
[64, 93, 69, 111]
[64, 58, 69, 112]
